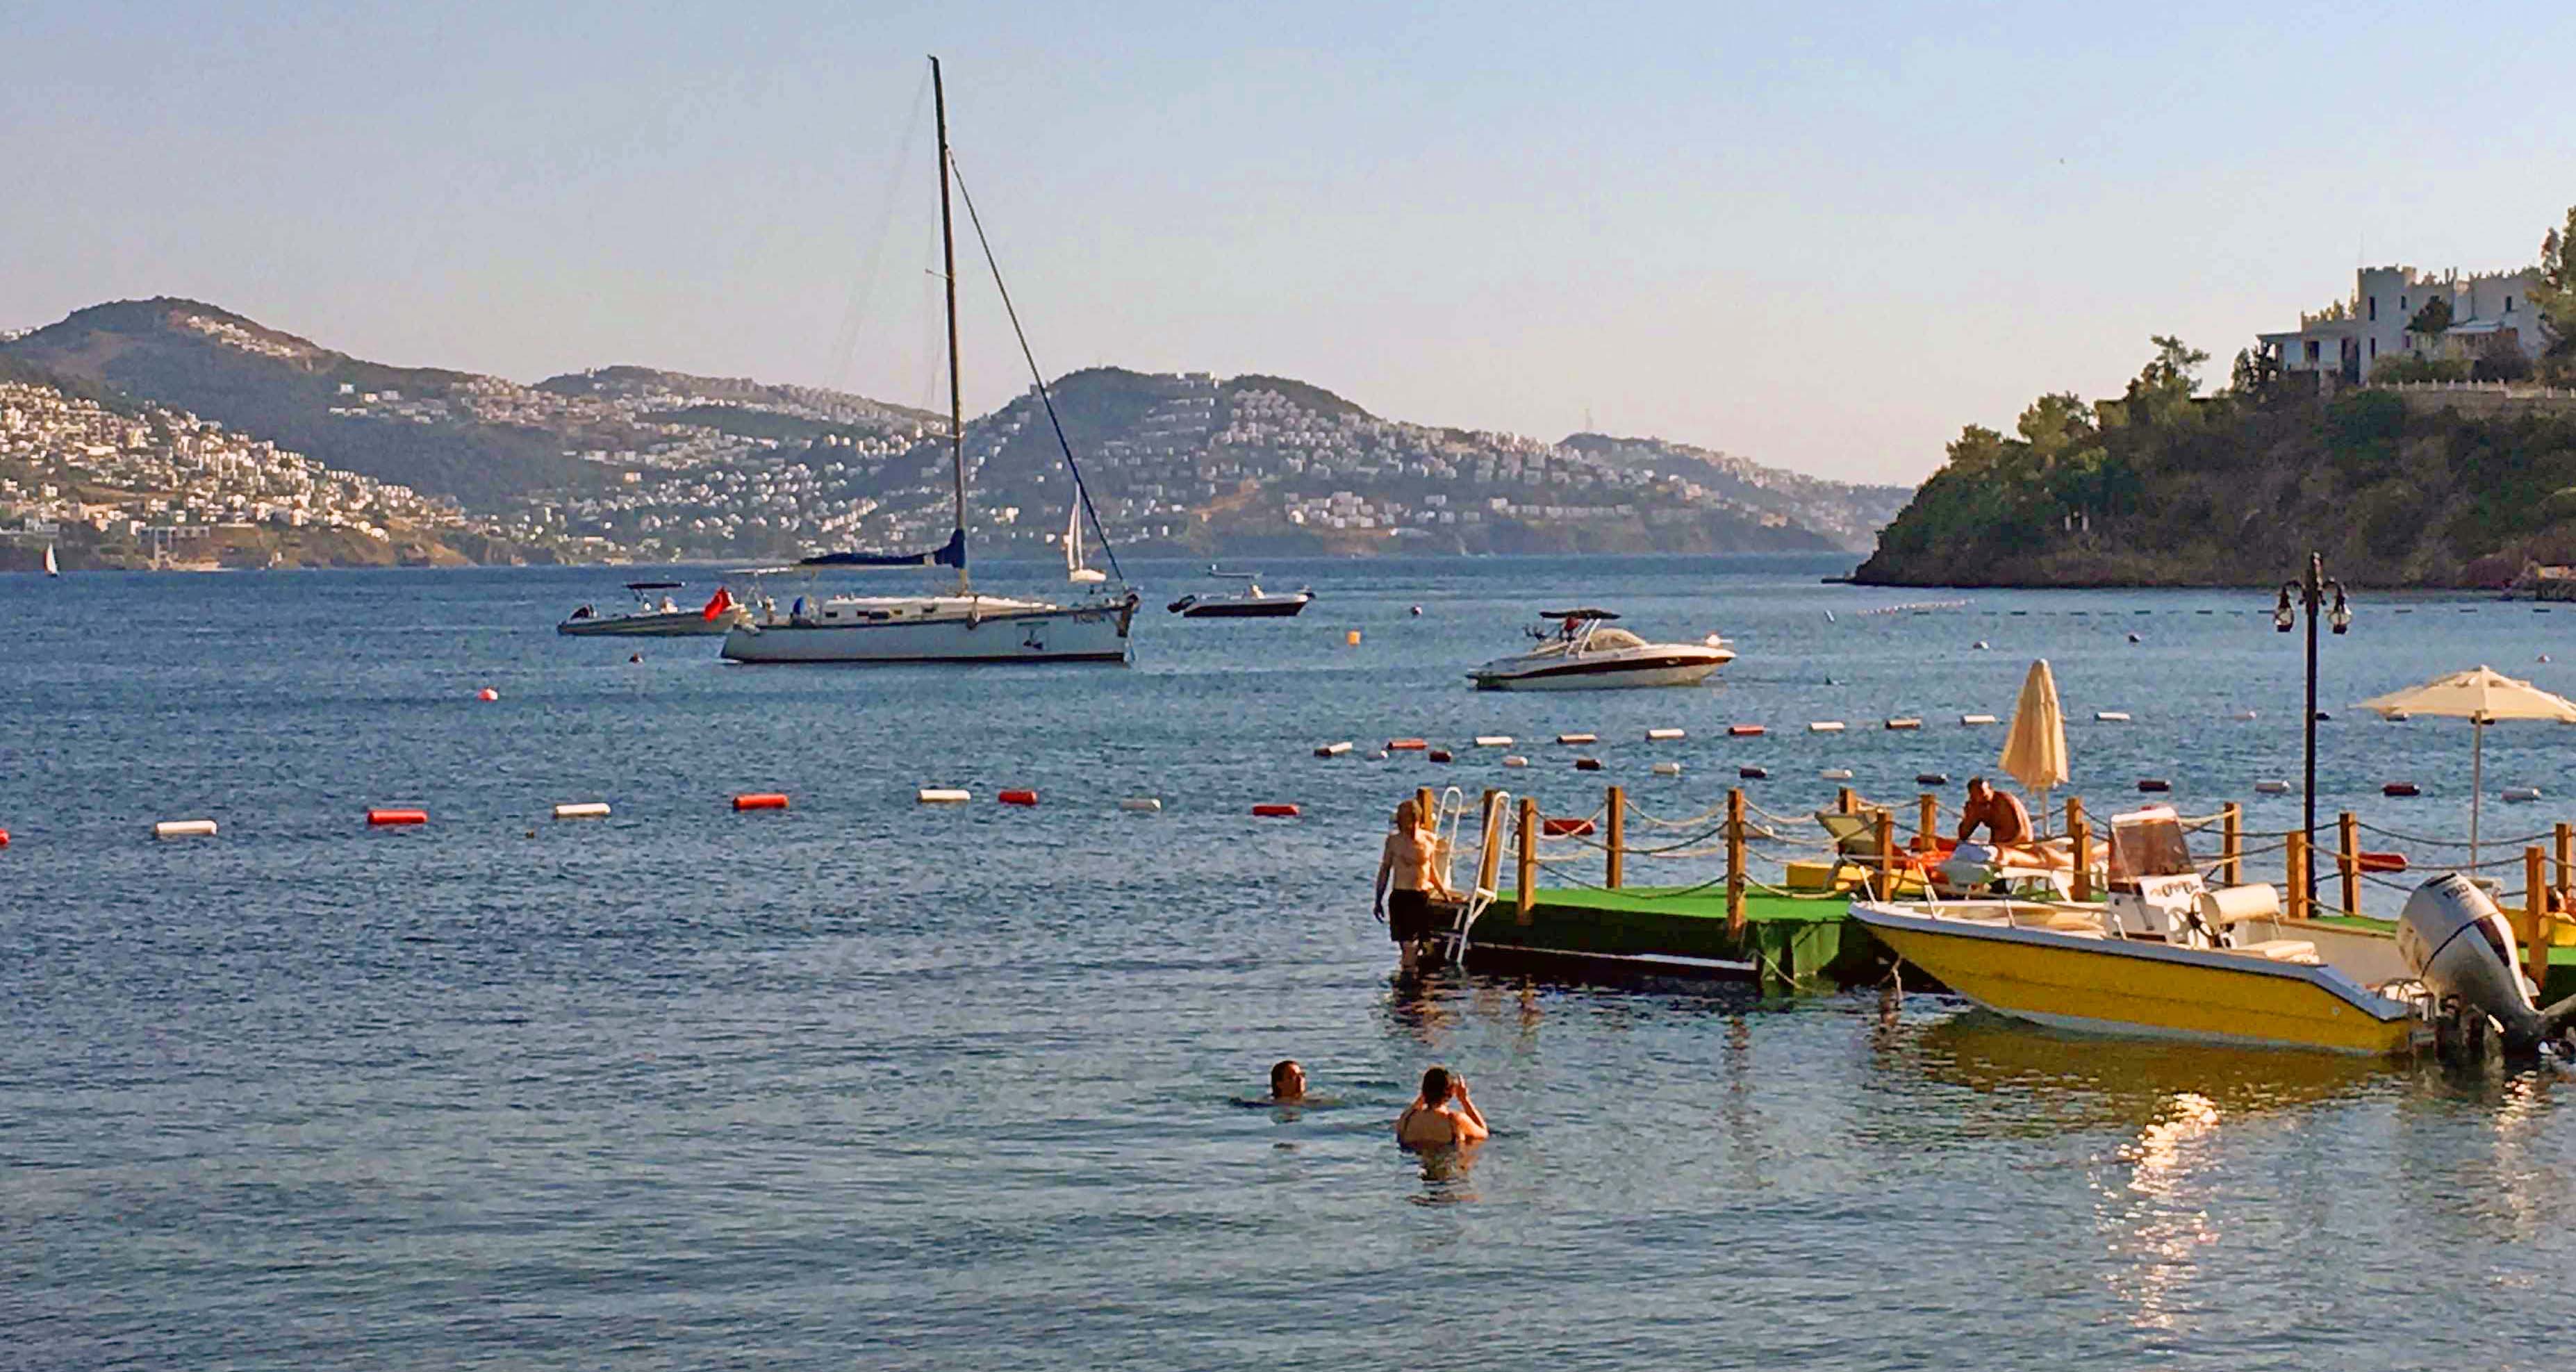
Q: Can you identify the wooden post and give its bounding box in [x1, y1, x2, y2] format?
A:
[1473, 788, 1505, 898]
[1838, 786, 1856, 815]
[1726, 788, 1747, 939]
[2529, 845, 2551, 994]
[2064, 795, 2086, 899]
[1516, 796, 1537, 919]
[2221, 803, 2243, 887]
[1415, 786, 1436, 831]
[1916, 792, 1938, 853]
[2285, 829, 2308, 921]
[1605, 785, 1626, 890]
[2556, 821, 2571, 909]
[2337, 811, 2360, 918]
[1874, 808, 1896, 900]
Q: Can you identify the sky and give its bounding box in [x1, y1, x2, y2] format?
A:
[6, 0, 2572, 486]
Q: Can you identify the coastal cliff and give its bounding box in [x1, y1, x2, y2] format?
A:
[1854, 339, 2576, 589]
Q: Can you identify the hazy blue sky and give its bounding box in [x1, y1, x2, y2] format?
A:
[7, 1, 2570, 483]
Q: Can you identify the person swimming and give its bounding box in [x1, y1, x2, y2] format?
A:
[1394, 1065, 1488, 1148]
[1376, 800, 1458, 971]
[1267, 1059, 1306, 1102]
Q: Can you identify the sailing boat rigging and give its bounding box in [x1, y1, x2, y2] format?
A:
[1066, 504, 1106, 584]
[721, 56, 1139, 666]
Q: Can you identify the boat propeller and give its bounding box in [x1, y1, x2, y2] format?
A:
[2397, 873, 2576, 1056]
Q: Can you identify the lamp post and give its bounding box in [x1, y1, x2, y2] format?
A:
[2275, 552, 2351, 907]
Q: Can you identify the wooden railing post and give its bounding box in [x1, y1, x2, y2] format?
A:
[2338, 811, 2360, 918]
[1838, 786, 1856, 816]
[2065, 795, 2085, 900]
[1474, 788, 1505, 898]
[2529, 845, 2551, 994]
[1605, 785, 1626, 890]
[1726, 788, 1747, 938]
[1416, 786, 1436, 832]
[1874, 808, 1896, 900]
[2221, 803, 2243, 887]
[1516, 796, 1537, 919]
[2286, 829, 2309, 921]
[2556, 821, 2571, 905]
[1917, 792, 1938, 852]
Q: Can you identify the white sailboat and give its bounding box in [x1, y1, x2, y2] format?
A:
[1066, 504, 1106, 584]
[43, 544, 59, 577]
[723, 56, 1137, 666]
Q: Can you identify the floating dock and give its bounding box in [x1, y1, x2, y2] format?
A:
[1453, 886, 1879, 993]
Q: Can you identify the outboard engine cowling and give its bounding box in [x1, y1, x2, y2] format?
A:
[2397, 873, 2576, 1054]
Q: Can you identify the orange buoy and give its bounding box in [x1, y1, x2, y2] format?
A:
[366, 808, 428, 827]
[732, 793, 790, 811]
[0, 826, 10, 848]
[1542, 817, 1598, 837]
[998, 789, 1039, 806]
[1728, 724, 1765, 737]
[1251, 803, 1301, 818]
[2358, 851, 2408, 874]
[1573, 757, 1603, 772]
[2382, 782, 2420, 797]
[1426, 750, 1453, 764]
[1386, 738, 1428, 752]
[476, 687, 499, 702]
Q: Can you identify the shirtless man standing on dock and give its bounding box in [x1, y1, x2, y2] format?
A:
[1376, 800, 1458, 973]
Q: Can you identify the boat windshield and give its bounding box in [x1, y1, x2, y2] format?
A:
[2108, 809, 2194, 882]
[1585, 627, 1648, 652]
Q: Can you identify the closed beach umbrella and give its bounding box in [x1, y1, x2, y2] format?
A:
[2001, 659, 2070, 830]
[2359, 665, 2576, 868]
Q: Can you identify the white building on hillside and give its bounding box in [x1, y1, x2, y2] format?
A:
[2259, 264, 2547, 381]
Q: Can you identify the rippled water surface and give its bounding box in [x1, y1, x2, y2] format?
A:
[8, 555, 2576, 1369]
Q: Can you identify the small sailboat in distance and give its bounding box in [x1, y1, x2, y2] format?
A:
[44, 544, 60, 577]
[1066, 504, 1107, 584]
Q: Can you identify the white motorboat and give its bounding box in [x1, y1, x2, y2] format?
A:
[560, 581, 747, 636]
[1466, 608, 1734, 690]
[1167, 568, 1312, 618]
[720, 58, 1138, 668]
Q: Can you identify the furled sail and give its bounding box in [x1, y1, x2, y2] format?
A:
[798, 528, 967, 570]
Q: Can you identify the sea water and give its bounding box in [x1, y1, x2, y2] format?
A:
[6, 555, 2576, 1369]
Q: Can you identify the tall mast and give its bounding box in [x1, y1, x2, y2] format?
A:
[932, 56, 969, 593]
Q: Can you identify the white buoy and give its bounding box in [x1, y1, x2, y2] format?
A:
[1651, 761, 1684, 777]
[1119, 797, 1164, 812]
[1645, 727, 1685, 741]
[551, 802, 611, 821]
[1313, 741, 1353, 757]
[1808, 721, 1847, 733]
[1885, 718, 1922, 731]
[1972, 640, 1990, 650]
[2254, 780, 2293, 795]
[2096, 711, 2132, 722]
[1474, 735, 1514, 747]
[1820, 768, 1855, 781]
[1960, 713, 1998, 726]
[1502, 755, 1530, 768]
[917, 788, 972, 804]
[2504, 786, 2544, 803]
[1557, 732, 1597, 745]
[152, 818, 218, 839]
[2231, 710, 2259, 721]
[1367, 750, 1389, 761]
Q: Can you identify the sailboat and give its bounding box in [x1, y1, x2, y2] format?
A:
[1066, 504, 1106, 584]
[43, 544, 59, 577]
[721, 57, 1139, 666]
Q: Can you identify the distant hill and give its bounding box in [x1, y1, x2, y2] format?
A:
[3, 299, 1910, 561]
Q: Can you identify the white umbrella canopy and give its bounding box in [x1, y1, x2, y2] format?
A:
[2358, 665, 2576, 867]
[2001, 659, 2070, 830]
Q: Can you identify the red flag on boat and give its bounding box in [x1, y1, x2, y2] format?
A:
[702, 587, 734, 620]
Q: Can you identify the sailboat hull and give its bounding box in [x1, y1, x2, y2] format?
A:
[721, 601, 1134, 663]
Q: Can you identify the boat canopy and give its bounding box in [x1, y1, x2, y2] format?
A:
[1541, 608, 1620, 621]
[800, 528, 968, 570]
[625, 581, 685, 590]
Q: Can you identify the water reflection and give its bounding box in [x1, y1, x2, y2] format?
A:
[1898, 1011, 2387, 1134]
[1407, 1142, 1482, 1205]
[2095, 1091, 2222, 1334]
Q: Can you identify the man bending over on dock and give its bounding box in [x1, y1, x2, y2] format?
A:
[1956, 777, 2032, 846]
[1377, 800, 1459, 972]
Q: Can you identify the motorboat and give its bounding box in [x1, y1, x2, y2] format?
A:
[720, 58, 1139, 667]
[1465, 608, 1733, 690]
[1851, 805, 2454, 1055]
[1167, 568, 1312, 618]
[559, 581, 747, 636]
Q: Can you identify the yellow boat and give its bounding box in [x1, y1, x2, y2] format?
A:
[1853, 807, 2430, 1057]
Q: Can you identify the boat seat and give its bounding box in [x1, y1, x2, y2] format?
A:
[2040, 910, 2103, 933]
[2230, 939, 2319, 964]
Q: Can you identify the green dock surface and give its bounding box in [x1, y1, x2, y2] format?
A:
[1476, 886, 1876, 991]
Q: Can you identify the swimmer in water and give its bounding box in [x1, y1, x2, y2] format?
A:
[1394, 1065, 1487, 1148]
[1268, 1059, 1307, 1102]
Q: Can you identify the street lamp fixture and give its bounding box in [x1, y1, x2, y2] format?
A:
[2274, 553, 2347, 908]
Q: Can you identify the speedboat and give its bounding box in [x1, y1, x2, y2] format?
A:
[1851, 805, 2463, 1055]
[1465, 609, 1733, 690]
[559, 581, 747, 636]
[1167, 568, 1312, 618]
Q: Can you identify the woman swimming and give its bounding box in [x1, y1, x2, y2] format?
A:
[1394, 1065, 1488, 1148]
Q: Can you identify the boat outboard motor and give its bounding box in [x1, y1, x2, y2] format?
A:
[2397, 873, 2576, 1054]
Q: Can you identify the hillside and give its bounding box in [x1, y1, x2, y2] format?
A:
[3, 299, 1904, 563]
[1853, 338, 2576, 588]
